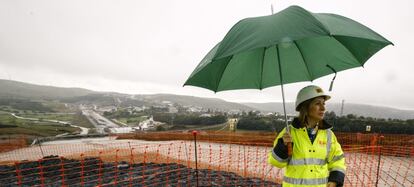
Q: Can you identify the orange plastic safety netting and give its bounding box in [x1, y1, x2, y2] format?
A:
[0, 132, 413, 186]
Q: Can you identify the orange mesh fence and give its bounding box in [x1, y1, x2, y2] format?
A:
[0, 141, 280, 186]
[0, 132, 413, 186]
[343, 146, 414, 186]
[0, 137, 27, 153]
[117, 131, 414, 147]
[116, 131, 276, 145]
[336, 132, 414, 148]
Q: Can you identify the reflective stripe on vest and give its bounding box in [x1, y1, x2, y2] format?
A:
[289, 158, 326, 166]
[331, 154, 344, 162]
[329, 167, 346, 174]
[284, 176, 328, 185]
[326, 129, 332, 161]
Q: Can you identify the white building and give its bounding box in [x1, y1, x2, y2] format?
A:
[97, 106, 117, 113]
[110, 127, 135, 134]
[200, 113, 212, 117]
[139, 116, 155, 130]
[169, 106, 178, 113]
[162, 101, 172, 105]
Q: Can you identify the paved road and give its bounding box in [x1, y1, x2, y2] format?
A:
[81, 109, 120, 133]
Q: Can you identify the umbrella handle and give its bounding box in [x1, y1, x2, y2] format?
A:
[287, 142, 293, 157]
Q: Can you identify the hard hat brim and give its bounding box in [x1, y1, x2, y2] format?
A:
[295, 95, 331, 112]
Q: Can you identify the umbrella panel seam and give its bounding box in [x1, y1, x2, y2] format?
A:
[214, 56, 233, 92]
[259, 47, 266, 90]
[293, 41, 314, 81]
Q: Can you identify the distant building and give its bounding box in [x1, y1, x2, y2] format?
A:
[276, 115, 295, 123]
[162, 101, 172, 105]
[110, 127, 135, 134]
[168, 106, 178, 113]
[187, 107, 202, 113]
[228, 110, 242, 115]
[139, 116, 155, 130]
[199, 113, 212, 117]
[131, 106, 145, 112]
[151, 105, 169, 112]
[97, 106, 117, 113]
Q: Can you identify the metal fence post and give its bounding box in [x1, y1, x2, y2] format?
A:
[192, 130, 199, 187]
[375, 135, 384, 186]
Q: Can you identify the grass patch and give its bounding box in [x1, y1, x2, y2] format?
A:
[0, 110, 94, 129]
[19, 113, 74, 121]
[0, 124, 78, 137]
[0, 114, 79, 137]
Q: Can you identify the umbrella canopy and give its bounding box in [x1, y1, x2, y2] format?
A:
[184, 5, 392, 92]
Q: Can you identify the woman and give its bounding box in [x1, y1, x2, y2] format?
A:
[268, 85, 346, 187]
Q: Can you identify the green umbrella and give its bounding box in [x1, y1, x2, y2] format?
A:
[184, 5, 392, 133]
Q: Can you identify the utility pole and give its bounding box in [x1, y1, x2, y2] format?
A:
[271, 4, 274, 14]
[340, 100, 345, 116]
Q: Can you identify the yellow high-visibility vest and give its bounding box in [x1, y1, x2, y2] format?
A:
[268, 124, 346, 186]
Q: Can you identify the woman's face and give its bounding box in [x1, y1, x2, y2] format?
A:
[307, 97, 326, 121]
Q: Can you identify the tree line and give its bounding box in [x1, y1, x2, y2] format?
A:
[236, 111, 414, 134]
[324, 111, 414, 134]
[236, 111, 285, 132]
[153, 113, 227, 126]
[0, 99, 52, 112]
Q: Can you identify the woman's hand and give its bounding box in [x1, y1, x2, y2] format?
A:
[327, 182, 336, 187]
[282, 133, 292, 145]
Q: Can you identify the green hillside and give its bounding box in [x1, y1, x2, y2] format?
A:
[137, 94, 254, 111]
[0, 79, 93, 100]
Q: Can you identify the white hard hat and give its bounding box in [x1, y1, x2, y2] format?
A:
[295, 85, 331, 111]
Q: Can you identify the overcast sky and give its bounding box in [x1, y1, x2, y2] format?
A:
[0, 0, 413, 110]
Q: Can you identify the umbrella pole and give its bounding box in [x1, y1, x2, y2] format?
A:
[279, 84, 288, 130]
[276, 45, 293, 156]
[276, 45, 289, 130]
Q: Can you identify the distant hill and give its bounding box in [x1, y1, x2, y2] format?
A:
[0, 79, 93, 100]
[0, 79, 252, 111]
[63, 93, 254, 112]
[243, 102, 414, 120]
[135, 94, 254, 111]
[1, 79, 412, 120]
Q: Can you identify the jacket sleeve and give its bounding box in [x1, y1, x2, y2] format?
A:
[268, 127, 289, 168]
[327, 131, 346, 187]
